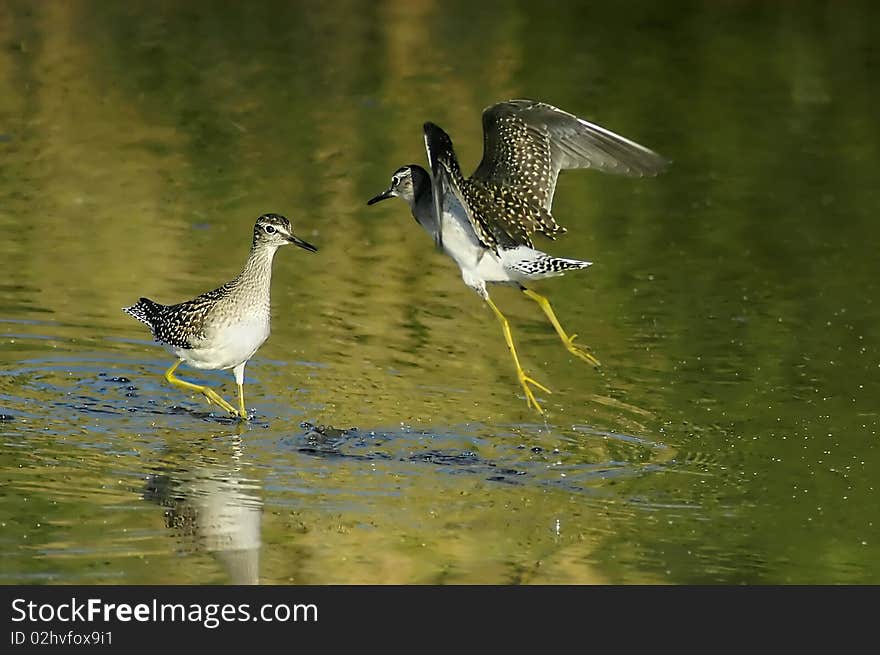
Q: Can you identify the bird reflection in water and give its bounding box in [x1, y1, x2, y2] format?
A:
[142, 432, 262, 584]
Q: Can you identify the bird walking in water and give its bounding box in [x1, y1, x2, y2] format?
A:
[368, 99, 667, 413]
[123, 213, 317, 419]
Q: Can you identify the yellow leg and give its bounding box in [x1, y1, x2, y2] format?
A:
[485, 296, 551, 414]
[163, 360, 238, 416]
[522, 289, 601, 366]
[237, 382, 247, 419]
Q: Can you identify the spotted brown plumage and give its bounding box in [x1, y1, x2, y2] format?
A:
[423, 121, 515, 249]
[431, 99, 669, 249]
[125, 287, 233, 350]
[461, 178, 559, 249]
[474, 99, 669, 210]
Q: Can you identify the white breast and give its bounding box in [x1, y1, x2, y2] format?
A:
[440, 210, 510, 291]
[174, 316, 270, 371]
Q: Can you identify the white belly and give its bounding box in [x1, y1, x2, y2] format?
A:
[173, 317, 270, 371]
[440, 211, 510, 290]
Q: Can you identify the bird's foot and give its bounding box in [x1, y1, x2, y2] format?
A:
[518, 371, 552, 414]
[201, 388, 239, 417]
[563, 334, 601, 367]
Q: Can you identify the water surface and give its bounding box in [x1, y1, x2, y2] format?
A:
[1, 0, 878, 584]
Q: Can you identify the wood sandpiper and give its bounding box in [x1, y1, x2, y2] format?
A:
[368, 99, 667, 413]
[123, 213, 317, 419]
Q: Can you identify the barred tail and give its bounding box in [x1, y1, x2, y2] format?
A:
[501, 246, 592, 279]
[123, 297, 163, 332]
[546, 256, 592, 272]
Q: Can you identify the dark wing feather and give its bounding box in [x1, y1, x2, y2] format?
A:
[124, 297, 194, 349]
[162, 286, 235, 347]
[460, 179, 559, 248]
[424, 121, 500, 250]
[145, 286, 234, 349]
[424, 121, 557, 249]
[473, 99, 669, 215]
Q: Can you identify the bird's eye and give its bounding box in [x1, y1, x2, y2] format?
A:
[391, 176, 400, 187]
[264, 225, 276, 234]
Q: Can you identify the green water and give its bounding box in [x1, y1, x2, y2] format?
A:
[1, 0, 878, 584]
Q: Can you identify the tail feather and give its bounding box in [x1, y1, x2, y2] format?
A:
[500, 246, 592, 279]
[123, 297, 163, 333]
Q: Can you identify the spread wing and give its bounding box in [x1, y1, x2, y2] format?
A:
[424, 121, 500, 250]
[472, 99, 669, 218]
[424, 121, 551, 250]
[461, 177, 562, 248]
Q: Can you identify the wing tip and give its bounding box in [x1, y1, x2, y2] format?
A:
[637, 153, 673, 177]
[423, 121, 445, 138]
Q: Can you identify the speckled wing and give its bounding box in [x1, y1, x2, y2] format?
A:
[473, 99, 669, 217]
[424, 121, 501, 250]
[460, 178, 557, 248]
[153, 286, 231, 349]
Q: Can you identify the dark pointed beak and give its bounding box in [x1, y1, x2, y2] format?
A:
[288, 234, 317, 252]
[367, 188, 394, 206]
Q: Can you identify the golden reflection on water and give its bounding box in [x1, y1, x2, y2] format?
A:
[1, 0, 879, 584]
[0, 0, 655, 426]
[143, 433, 261, 585]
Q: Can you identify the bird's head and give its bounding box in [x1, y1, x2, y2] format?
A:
[253, 213, 317, 252]
[367, 165, 430, 208]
